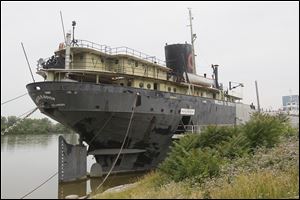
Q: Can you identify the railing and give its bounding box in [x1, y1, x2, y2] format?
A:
[175, 124, 234, 134]
[72, 39, 166, 66]
[37, 59, 168, 80]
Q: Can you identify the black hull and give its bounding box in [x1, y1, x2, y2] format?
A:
[26, 82, 237, 172]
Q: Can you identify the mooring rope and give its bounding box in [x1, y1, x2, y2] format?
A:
[1, 93, 28, 106]
[1, 107, 38, 136]
[19, 172, 58, 199]
[93, 93, 138, 193]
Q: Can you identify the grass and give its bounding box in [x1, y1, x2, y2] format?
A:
[207, 167, 299, 199]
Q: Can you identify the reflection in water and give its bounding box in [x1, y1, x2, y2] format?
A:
[1, 133, 146, 198]
[58, 172, 146, 198]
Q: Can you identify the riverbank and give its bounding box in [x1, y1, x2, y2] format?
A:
[1, 116, 73, 134]
[93, 113, 299, 199]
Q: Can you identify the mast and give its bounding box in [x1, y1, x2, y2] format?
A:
[188, 8, 197, 74]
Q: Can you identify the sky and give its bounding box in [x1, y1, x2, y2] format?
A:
[1, 1, 299, 119]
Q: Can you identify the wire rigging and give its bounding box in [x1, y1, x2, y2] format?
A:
[1, 93, 28, 106]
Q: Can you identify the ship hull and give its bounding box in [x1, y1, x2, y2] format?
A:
[26, 82, 238, 173]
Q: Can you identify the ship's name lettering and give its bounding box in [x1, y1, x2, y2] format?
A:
[180, 108, 195, 116]
[35, 95, 56, 103]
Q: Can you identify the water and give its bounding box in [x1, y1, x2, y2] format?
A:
[1, 133, 144, 199]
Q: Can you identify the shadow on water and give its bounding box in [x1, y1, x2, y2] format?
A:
[58, 172, 146, 198]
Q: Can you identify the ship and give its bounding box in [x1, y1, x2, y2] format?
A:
[26, 11, 254, 176]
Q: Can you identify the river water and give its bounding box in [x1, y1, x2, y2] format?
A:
[1, 133, 144, 199]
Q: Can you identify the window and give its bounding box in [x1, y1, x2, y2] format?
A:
[139, 82, 144, 88]
[173, 88, 176, 93]
[115, 60, 119, 64]
[168, 87, 171, 92]
[135, 61, 138, 67]
[154, 83, 158, 90]
[147, 84, 151, 89]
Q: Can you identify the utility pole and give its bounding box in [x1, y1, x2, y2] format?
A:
[255, 80, 261, 112]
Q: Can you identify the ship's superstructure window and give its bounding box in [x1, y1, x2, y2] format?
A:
[173, 88, 176, 93]
[147, 83, 151, 89]
[213, 93, 216, 99]
[139, 82, 144, 88]
[135, 61, 138, 67]
[154, 83, 158, 90]
[168, 87, 171, 92]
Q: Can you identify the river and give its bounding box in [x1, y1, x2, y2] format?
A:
[1, 133, 144, 199]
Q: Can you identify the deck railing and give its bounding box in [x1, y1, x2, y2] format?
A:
[72, 39, 166, 66]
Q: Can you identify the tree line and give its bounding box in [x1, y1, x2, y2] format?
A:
[1, 116, 73, 135]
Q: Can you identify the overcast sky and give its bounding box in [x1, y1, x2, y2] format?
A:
[1, 1, 299, 119]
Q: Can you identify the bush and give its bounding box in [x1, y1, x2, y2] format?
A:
[242, 112, 289, 150]
[216, 134, 250, 159]
[197, 126, 238, 149]
[159, 134, 221, 182]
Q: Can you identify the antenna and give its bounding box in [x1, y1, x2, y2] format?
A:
[60, 11, 66, 43]
[188, 8, 197, 74]
[21, 42, 35, 83]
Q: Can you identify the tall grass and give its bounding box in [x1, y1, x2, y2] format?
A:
[208, 167, 299, 199]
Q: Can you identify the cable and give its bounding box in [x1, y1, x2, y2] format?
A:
[1, 93, 28, 106]
[94, 94, 138, 193]
[20, 172, 58, 199]
[1, 107, 38, 136]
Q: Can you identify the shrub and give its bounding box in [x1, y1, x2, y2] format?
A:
[216, 134, 250, 159]
[242, 112, 286, 150]
[197, 126, 238, 149]
[159, 135, 221, 182]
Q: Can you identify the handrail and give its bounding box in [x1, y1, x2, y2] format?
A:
[66, 39, 166, 66]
